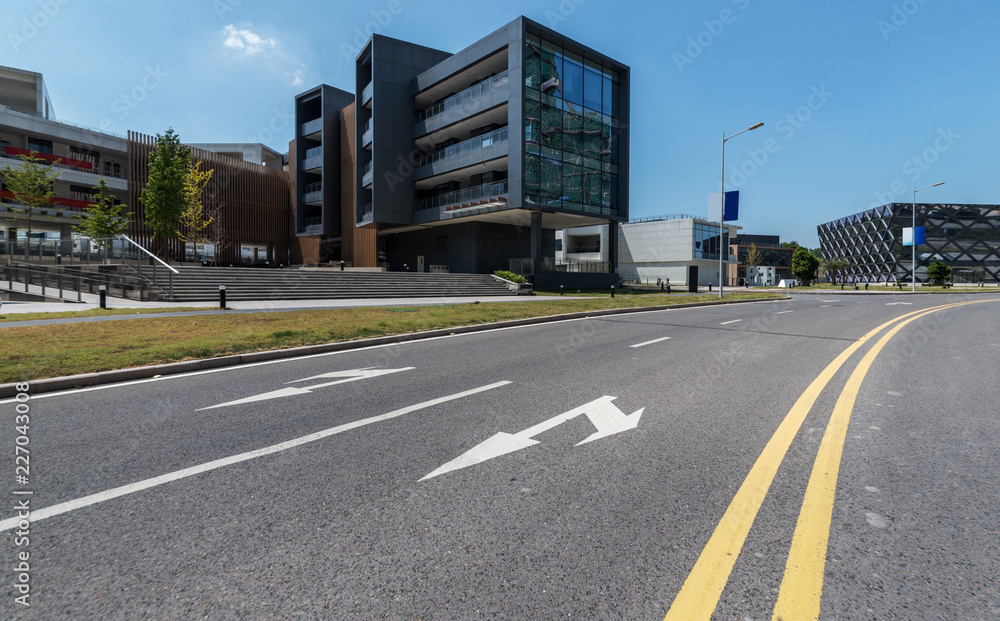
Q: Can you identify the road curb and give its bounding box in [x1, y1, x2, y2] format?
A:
[0, 296, 787, 398]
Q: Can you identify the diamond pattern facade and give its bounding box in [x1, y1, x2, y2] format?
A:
[818, 203, 1000, 283]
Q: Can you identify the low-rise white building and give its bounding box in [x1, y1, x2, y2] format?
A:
[619, 215, 739, 286]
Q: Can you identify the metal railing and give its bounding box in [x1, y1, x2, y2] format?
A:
[628, 213, 702, 224]
[304, 146, 323, 160]
[1, 145, 127, 179]
[2, 263, 154, 302]
[304, 182, 322, 194]
[0, 103, 128, 139]
[416, 181, 508, 211]
[414, 71, 509, 123]
[2, 235, 177, 298]
[415, 127, 508, 168]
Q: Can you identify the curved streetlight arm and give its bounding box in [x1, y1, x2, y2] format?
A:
[719, 122, 764, 298]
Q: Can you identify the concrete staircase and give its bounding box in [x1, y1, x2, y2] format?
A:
[136, 266, 518, 302]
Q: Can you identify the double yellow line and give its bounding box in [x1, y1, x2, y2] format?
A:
[664, 299, 998, 621]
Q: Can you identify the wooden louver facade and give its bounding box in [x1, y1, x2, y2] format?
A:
[127, 131, 291, 265]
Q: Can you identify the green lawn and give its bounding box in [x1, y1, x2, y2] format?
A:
[1, 292, 781, 383]
[0, 307, 211, 323]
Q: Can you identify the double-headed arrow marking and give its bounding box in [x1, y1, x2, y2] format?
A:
[421, 396, 644, 480]
[198, 367, 414, 410]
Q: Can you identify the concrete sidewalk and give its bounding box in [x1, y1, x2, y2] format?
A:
[0, 294, 591, 328]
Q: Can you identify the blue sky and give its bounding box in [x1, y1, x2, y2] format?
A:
[2, 0, 997, 247]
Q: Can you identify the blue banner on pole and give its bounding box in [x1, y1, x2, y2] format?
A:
[903, 226, 925, 246]
[723, 191, 739, 222]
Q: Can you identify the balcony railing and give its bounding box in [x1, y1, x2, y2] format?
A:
[416, 181, 508, 211]
[416, 127, 508, 168]
[304, 146, 323, 160]
[414, 71, 509, 123]
[303, 182, 322, 194]
[362, 81, 374, 106]
[1, 146, 126, 179]
[363, 161, 373, 175]
[304, 216, 322, 227]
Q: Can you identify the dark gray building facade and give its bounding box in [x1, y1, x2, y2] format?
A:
[818, 203, 1000, 283]
[302, 16, 629, 275]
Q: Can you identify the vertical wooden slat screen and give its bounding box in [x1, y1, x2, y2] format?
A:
[128, 131, 291, 264]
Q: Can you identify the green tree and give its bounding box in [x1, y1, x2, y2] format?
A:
[926, 261, 951, 286]
[792, 246, 820, 285]
[73, 178, 131, 263]
[177, 160, 214, 259]
[140, 128, 190, 258]
[1, 151, 61, 257]
[823, 258, 851, 285]
[744, 242, 763, 284]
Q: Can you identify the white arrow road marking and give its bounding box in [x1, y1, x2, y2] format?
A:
[886, 302, 914, 306]
[420, 396, 644, 481]
[197, 367, 414, 410]
[630, 336, 672, 348]
[0, 381, 512, 532]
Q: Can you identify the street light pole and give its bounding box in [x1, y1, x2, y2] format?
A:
[720, 122, 764, 298]
[912, 181, 944, 292]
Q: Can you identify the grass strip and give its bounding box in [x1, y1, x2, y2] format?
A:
[1, 293, 779, 383]
[0, 307, 211, 323]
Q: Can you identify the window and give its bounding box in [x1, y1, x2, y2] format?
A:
[27, 137, 53, 155]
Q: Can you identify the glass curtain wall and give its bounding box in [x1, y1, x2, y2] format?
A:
[523, 34, 620, 216]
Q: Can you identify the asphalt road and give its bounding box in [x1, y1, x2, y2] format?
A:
[2, 292, 998, 619]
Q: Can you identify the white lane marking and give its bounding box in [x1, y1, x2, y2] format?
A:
[719, 319, 743, 325]
[821, 305, 831, 308]
[887, 391, 903, 397]
[820, 299, 840, 302]
[870, 426, 881, 430]
[775, 310, 794, 315]
[886, 302, 913, 306]
[865, 486, 880, 493]
[630, 336, 672, 348]
[0, 301, 784, 405]
[865, 512, 888, 528]
[421, 396, 643, 481]
[0, 381, 512, 531]
[197, 367, 414, 410]
[857, 301, 870, 304]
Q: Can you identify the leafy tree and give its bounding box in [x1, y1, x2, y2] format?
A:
[73, 178, 131, 263]
[792, 246, 819, 284]
[177, 160, 214, 258]
[745, 243, 763, 268]
[1, 151, 61, 257]
[823, 258, 851, 285]
[780, 241, 800, 249]
[140, 128, 190, 258]
[926, 261, 951, 286]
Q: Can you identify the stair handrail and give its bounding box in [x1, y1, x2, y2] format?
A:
[119, 235, 179, 274]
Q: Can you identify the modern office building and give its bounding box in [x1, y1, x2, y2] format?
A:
[294, 16, 629, 274]
[618, 214, 739, 286]
[1, 66, 130, 246]
[817, 203, 1000, 283]
[5, 15, 630, 276]
[728, 234, 793, 286]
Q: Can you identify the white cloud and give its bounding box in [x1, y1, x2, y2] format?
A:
[222, 24, 278, 56]
[220, 24, 308, 86]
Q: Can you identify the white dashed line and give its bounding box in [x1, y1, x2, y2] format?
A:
[719, 319, 743, 325]
[630, 336, 672, 349]
[776, 310, 794, 315]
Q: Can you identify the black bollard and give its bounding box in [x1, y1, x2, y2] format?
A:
[610, 285, 615, 298]
[560, 285, 564, 296]
[99, 285, 107, 309]
[219, 284, 226, 309]
[708, 284, 712, 292]
[667, 283, 671, 294]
